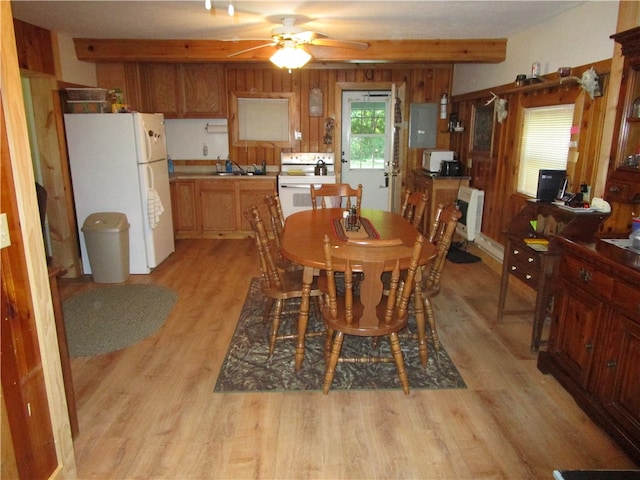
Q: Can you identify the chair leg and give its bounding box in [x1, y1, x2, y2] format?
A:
[262, 298, 275, 325]
[268, 299, 284, 356]
[323, 327, 335, 363]
[412, 293, 429, 367]
[389, 332, 410, 395]
[424, 298, 442, 368]
[323, 331, 344, 394]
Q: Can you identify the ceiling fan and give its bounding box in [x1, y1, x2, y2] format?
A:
[228, 17, 369, 69]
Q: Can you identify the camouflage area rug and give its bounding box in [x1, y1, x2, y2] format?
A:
[214, 278, 466, 393]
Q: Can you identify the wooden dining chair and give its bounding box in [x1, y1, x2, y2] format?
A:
[310, 183, 363, 213]
[320, 233, 424, 394]
[415, 203, 462, 364]
[244, 205, 324, 356]
[400, 190, 429, 230]
[263, 192, 299, 271]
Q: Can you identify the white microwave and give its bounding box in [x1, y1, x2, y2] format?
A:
[422, 150, 454, 172]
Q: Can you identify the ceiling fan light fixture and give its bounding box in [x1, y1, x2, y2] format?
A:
[270, 45, 311, 70]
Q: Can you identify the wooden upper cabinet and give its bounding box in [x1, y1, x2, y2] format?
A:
[138, 63, 226, 118]
[144, 64, 181, 118]
[180, 64, 226, 118]
[96, 63, 146, 112]
[603, 26, 640, 234]
[13, 19, 56, 76]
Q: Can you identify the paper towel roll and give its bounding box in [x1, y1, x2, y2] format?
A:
[205, 123, 227, 134]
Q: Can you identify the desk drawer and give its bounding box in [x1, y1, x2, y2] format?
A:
[509, 244, 541, 270]
[561, 255, 614, 300]
[507, 257, 539, 287]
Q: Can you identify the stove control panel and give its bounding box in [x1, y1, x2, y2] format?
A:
[281, 152, 335, 166]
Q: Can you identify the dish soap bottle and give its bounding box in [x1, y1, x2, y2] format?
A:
[226, 159, 232, 173]
[167, 155, 174, 174]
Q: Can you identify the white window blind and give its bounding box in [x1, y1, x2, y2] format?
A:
[517, 104, 574, 197]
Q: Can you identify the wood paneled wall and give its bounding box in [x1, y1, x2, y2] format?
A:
[226, 64, 453, 183]
[450, 59, 612, 245]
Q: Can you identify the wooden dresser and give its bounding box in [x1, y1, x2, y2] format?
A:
[498, 201, 609, 352]
[411, 169, 470, 235]
[537, 237, 640, 464]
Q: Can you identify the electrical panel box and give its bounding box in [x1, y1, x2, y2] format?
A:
[408, 103, 437, 148]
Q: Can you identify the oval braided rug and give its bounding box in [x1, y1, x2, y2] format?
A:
[62, 284, 177, 357]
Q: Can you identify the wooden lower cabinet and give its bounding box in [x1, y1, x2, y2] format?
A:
[170, 180, 199, 236]
[200, 180, 236, 233]
[538, 237, 640, 463]
[238, 180, 277, 232]
[171, 177, 276, 238]
[411, 169, 469, 235]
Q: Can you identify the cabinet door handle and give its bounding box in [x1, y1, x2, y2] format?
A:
[606, 358, 617, 369]
[585, 342, 593, 351]
[578, 268, 592, 283]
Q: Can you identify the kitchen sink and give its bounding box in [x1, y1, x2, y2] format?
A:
[214, 171, 254, 176]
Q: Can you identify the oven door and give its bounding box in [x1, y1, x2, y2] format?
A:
[278, 176, 336, 218]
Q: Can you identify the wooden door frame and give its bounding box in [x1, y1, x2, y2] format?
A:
[1, 2, 77, 477]
[335, 81, 407, 212]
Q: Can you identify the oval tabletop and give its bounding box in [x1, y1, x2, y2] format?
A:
[281, 208, 435, 269]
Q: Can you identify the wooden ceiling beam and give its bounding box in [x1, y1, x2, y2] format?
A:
[73, 38, 506, 63]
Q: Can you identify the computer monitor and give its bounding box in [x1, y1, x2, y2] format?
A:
[536, 169, 567, 203]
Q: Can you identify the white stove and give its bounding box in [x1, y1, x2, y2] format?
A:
[278, 152, 337, 218]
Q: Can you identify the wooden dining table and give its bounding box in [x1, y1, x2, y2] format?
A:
[280, 207, 437, 372]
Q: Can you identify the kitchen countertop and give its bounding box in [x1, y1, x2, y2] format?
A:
[170, 171, 279, 180]
[414, 169, 471, 180]
[170, 163, 279, 180]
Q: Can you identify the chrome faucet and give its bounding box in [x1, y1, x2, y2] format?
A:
[230, 160, 246, 174]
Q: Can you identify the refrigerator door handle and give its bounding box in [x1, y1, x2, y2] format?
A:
[146, 164, 154, 190]
[144, 127, 152, 163]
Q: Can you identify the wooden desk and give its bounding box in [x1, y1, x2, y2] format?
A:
[280, 208, 436, 371]
[498, 201, 609, 352]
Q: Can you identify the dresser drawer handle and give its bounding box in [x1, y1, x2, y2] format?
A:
[528, 257, 534, 263]
[525, 274, 532, 280]
[608, 185, 621, 194]
[585, 342, 593, 351]
[578, 268, 592, 283]
[513, 249, 519, 255]
[511, 266, 517, 271]
[606, 358, 617, 369]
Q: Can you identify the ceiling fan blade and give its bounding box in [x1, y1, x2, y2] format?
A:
[290, 30, 327, 43]
[228, 42, 276, 57]
[309, 38, 369, 50]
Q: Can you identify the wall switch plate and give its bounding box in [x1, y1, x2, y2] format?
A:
[0, 213, 11, 249]
[294, 130, 302, 140]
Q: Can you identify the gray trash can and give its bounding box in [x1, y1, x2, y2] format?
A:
[82, 212, 130, 283]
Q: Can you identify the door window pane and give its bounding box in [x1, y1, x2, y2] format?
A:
[349, 101, 387, 169]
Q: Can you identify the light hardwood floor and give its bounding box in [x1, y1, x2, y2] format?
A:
[60, 238, 636, 479]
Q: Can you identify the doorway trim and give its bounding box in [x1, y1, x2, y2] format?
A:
[335, 82, 406, 212]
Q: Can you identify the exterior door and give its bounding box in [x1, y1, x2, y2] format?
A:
[341, 90, 393, 211]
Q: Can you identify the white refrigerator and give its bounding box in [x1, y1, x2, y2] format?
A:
[64, 112, 174, 274]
